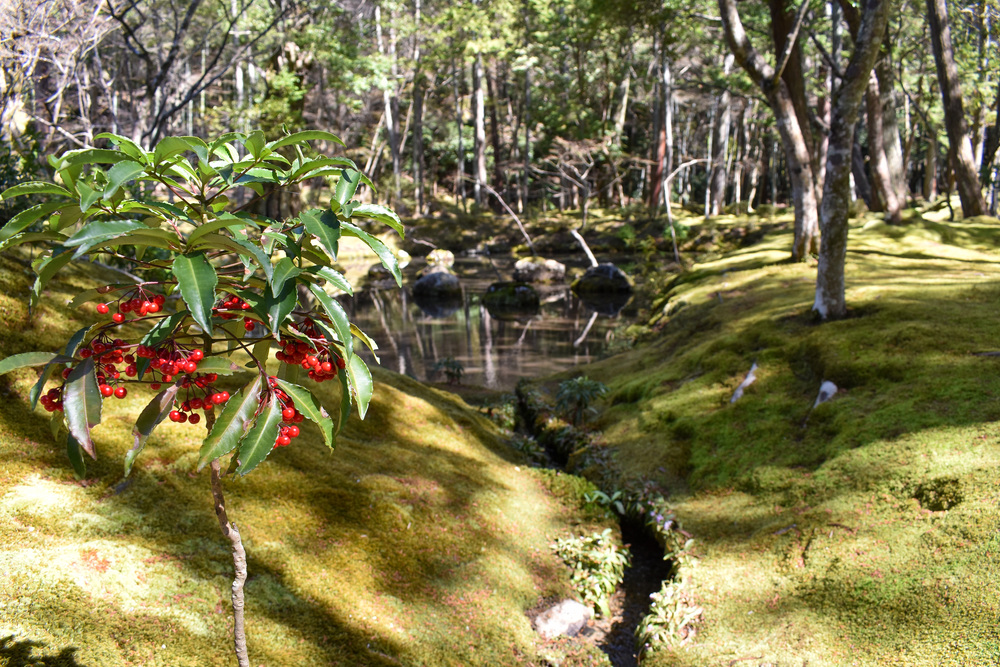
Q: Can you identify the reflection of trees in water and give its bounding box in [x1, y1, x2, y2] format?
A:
[348, 281, 628, 389]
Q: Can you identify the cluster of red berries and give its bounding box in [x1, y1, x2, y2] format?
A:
[215, 295, 257, 332]
[275, 320, 346, 383]
[96, 289, 166, 323]
[168, 389, 231, 424]
[269, 379, 303, 448]
[138, 346, 209, 384]
[40, 386, 64, 412]
[79, 336, 137, 398]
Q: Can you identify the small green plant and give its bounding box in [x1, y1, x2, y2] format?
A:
[552, 528, 630, 618]
[434, 357, 464, 384]
[555, 375, 607, 426]
[635, 580, 703, 656]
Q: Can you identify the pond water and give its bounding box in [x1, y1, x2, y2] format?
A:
[343, 255, 640, 391]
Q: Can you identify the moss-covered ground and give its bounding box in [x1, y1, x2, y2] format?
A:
[542, 206, 1000, 665]
[0, 253, 613, 666]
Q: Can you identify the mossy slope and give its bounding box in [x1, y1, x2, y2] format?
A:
[562, 211, 1000, 665]
[0, 253, 605, 666]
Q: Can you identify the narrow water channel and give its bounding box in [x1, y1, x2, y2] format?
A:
[344, 255, 638, 390]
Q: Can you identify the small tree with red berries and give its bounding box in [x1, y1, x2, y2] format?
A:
[0, 130, 402, 666]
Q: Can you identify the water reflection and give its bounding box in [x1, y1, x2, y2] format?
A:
[345, 256, 634, 390]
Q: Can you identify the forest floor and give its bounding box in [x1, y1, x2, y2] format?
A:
[520, 201, 1000, 665]
[3, 198, 1000, 666]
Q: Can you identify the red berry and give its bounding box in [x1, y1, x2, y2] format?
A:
[62, 369, 71, 379]
[169, 410, 182, 422]
[292, 412, 303, 423]
[125, 364, 137, 377]
[148, 302, 161, 313]
[114, 386, 127, 399]
[276, 435, 291, 447]
[100, 384, 113, 397]
[288, 425, 300, 438]
[153, 294, 165, 305]
[150, 383, 161, 390]
[244, 321, 255, 332]
[188, 413, 201, 425]
[112, 313, 125, 323]
[189, 349, 204, 361]
[282, 407, 295, 421]
[190, 398, 203, 409]
[336, 357, 346, 369]
[96, 303, 109, 314]
[177, 411, 188, 423]
[216, 391, 230, 403]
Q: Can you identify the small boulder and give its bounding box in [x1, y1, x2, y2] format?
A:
[533, 599, 593, 639]
[412, 265, 461, 299]
[513, 257, 566, 283]
[481, 282, 540, 320]
[572, 263, 633, 295]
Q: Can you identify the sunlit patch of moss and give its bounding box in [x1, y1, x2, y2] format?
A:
[0, 251, 604, 666]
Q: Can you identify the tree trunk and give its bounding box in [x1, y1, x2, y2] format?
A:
[473, 53, 488, 207]
[486, 61, 505, 198]
[815, 0, 891, 320]
[865, 72, 903, 223]
[719, 0, 819, 261]
[522, 65, 531, 211]
[660, 54, 675, 226]
[851, 129, 876, 208]
[710, 54, 735, 216]
[452, 51, 466, 211]
[926, 0, 987, 216]
[210, 456, 250, 667]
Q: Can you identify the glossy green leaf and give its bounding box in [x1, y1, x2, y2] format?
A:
[335, 169, 361, 207]
[187, 214, 250, 245]
[270, 257, 301, 298]
[235, 394, 283, 476]
[141, 310, 189, 348]
[266, 283, 297, 339]
[76, 182, 101, 211]
[350, 323, 380, 362]
[309, 284, 353, 358]
[172, 252, 218, 333]
[244, 131, 266, 158]
[0, 181, 73, 200]
[351, 203, 404, 236]
[64, 324, 94, 357]
[31, 251, 75, 308]
[0, 231, 66, 250]
[153, 136, 192, 164]
[274, 379, 334, 448]
[66, 433, 87, 479]
[268, 130, 345, 150]
[0, 351, 71, 376]
[64, 357, 101, 458]
[126, 385, 180, 476]
[341, 221, 401, 286]
[307, 266, 353, 296]
[347, 353, 374, 419]
[0, 202, 67, 251]
[301, 208, 341, 262]
[64, 220, 146, 258]
[95, 132, 149, 162]
[30, 360, 60, 411]
[227, 235, 274, 283]
[103, 160, 145, 199]
[337, 369, 351, 434]
[198, 375, 263, 469]
[288, 157, 356, 182]
[58, 148, 129, 167]
[194, 357, 243, 375]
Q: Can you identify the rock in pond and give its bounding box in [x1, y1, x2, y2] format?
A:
[412, 266, 461, 299]
[481, 281, 540, 320]
[533, 599, 593, 639]
[572, 263, 633, 295]
[512, 257, 566, 283]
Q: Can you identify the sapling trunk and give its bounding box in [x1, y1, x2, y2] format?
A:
[207, 408, 250, 667]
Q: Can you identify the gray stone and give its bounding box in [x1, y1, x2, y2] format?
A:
[572, 263, 633, 295]
[412, 266, 461, 299]
[513, 257, 566, 283]
[533, 599, 592, 639]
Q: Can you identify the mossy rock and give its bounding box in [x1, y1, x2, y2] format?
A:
[571, 263, 633, 295]
[482, 282, 540, 320]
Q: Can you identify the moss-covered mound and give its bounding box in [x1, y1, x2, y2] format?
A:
[551, 209, 1000, 665]
[0, 253, 609, 666]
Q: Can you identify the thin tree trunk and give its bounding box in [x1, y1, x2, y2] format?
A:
[851, 128, 876, 208]
[486, 61, 504, 198]
[412, 0, 424, 215]
[376, 6, 401, 205]
[522, 65, 531, 211]
[660, 55, 675, 226]
[710, 54, 735, 216]
[452, 51, 466, 212]
[473, 53, 488, 207]
[926, 0, 987, 216]
[865, 72, 903, 222]
[210, 456, 250, 667]
[815, 0, 891, 320]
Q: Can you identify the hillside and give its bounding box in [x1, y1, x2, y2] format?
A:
[547, 208, 1000, 665]
[0, 252, 610, 667]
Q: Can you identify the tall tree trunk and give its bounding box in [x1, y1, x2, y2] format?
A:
[719, 0, 819, 261]
[660, 54, 675, 227]
[522, 65, 531, 212]
[926, 0, 987, 216]
[710, 54, 735, 216]
[865, 72, 903, 222]
[412, 0, 424, 215]
[486, 61, 504, 198]
[376, 6, 401, 205]
[452, 51, 466, 212]
[815, 0, 892, 320]
[472, 53, 488, 207]
[851, 129, 876, 208]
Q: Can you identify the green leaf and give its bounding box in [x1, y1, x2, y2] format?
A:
[347, 354, 374, 419]
[194, 357, 243, 375]
[0, 351, 66, 376]
[29, 360, 60, 411]
[103, 160, 146, 199]
[141, 310, 189, 348]
[66, 433, 87, 479]
[227, 235, 274, 283]
[288, 157, 356, 182]
[273, 379, 335, 448]
[0, 202, 67, 251]
[266, 283, 297, 339]
[95, 132, 149, 162]
[268, 130, 345, 150]
[335, 169, 361, 207]
[308, 284, 353, 358]
[172, 253, 218, 333]
[235, 394, 283, 476]
[306, 266, 353, 296]
[341, 221, 401, 286]
[153, 136, 193, 164]
[0, 181, 73, 200]
[77, 182, 101, 211]
[31, 251, 76, 307]
[126, 385, 180, 476]
[64, 324, 95, 357]
[64, 220, 146, 258]
[351, 203, 404, 237]
[351, 323, 380, 362]
[270, 257, 301, 298]
[187, 213, 250, 245]
[0, 231, 66, 250]
[58, 148, 129, 167]
[337, 368, 351, 434]
[244, 131, 266, 158]
[64, 357, 101, 458]
[198, 375, 263, 469]
[301, 208, 341, 260]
